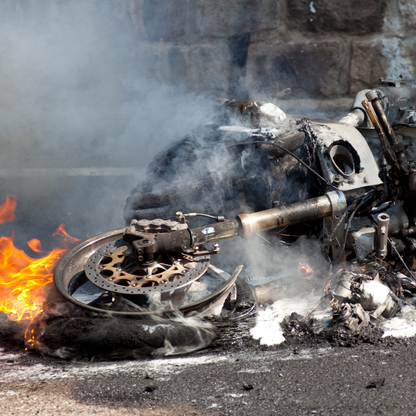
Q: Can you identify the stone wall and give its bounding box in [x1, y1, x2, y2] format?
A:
[126, 0, 416, 101]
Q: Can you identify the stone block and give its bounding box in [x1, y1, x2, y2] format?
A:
[349, 39, 415, 95]
[141, 0, 280, 42]
[246, 40, 348, 98]
[134, 42, 172, 82]
[287, 0, 387, 34]
[133, 41, 231, 95]
[349, 40, 386, 95]
[142, 0, 190, 41]
[126, 0, 147, 38]
[168, 42, 231, 95]
[399, 0, 416, 31]
[194, 0, 281, 38]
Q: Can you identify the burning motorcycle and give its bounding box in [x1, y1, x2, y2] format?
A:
[53, 78, 416, 331]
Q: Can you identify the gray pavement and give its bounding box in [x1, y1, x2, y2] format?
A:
[1, 336, 415, 416]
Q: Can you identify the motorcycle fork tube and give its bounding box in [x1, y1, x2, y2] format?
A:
[361, 99, 401, 176]
[236, 191, 346, 238]
[365, 90, 408, 175]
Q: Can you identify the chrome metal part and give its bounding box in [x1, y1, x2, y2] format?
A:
[340, 108, 366, 128]
[236, 192, 335, 238]
[371, 204, 409, 235]
[348, 88, 372, 127]
[326, 190, 347, 220]
[376, 213, 390, 259]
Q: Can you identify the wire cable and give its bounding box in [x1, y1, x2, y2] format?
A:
[227, 140, 338, 190]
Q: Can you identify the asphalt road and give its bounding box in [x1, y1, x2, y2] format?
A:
[0, 333, 415, 416]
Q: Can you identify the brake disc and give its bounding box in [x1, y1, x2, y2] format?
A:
[82, 218, 209, 295]
[84, 239, 210, 295]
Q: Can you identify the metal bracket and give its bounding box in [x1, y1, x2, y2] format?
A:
[323, 191, 347, 263]
[326, 190, 347, 220]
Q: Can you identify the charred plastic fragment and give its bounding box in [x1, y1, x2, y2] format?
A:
[332, 270, 399, 327]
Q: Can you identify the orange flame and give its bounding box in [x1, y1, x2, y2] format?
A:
[25, 328, 37, 349]
[0, 195, 79, 321]
[52, 223, 80, 245]
[299, 263, 313, 275]
[0, 194, 16, 223]
[27, 239, 44, 253]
